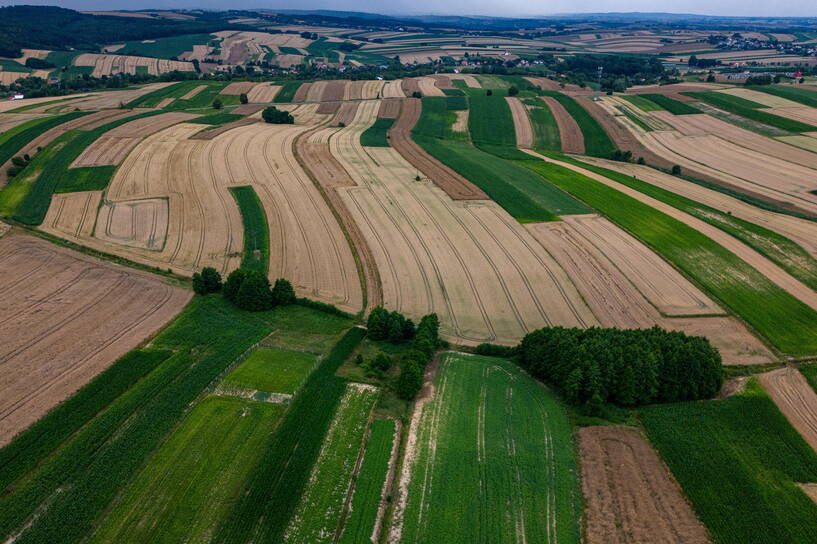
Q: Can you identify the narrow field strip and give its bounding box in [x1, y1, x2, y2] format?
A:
[229, 185, 270, 274]
[393, 353, 580, 543]
[759, 367, 817, 452]
[539, 90, 617, 157]
[284, 383, 379, 543]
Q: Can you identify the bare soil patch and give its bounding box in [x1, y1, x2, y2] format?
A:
[292, 82, 312, 103]
[540, 96, 585, 153]
[0, 233, 190, 447]
[579, 426, 710, 544]
[321, 80, 347, 102]
[759, 367, 817, 452]
[390, 98, 488, 200]
[317, 101, 341, 115]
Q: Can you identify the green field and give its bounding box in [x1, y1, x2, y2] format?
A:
[565, 157, 817, 291]
[750, 85, 817, 108]
[339, 418, 395, 544]
[642, 380, 817, 543]
[189, 112, 243, 125]
[619, 94, 664, 112]
[638, 93, 701, 114]
[274, 81, 305, 103]
[526, 98, 561, 151]
[0, 296, 347, 544]
[413, 97, 462, 140]
[685, 91, 817, 132]
[118, 33, 214, 59]
[0, 112, 86, 169]
[229, 185, 269, 274]
[360, 118, 394, 147]
[0, 59, 31, 73]
[285, 383, 379, 543]
[397, 353, 580, 543]
[89, 396, 285, 544]
[519, 155, 817, 355]
[800, 363, 817, 392]
[223, 347, 317, 394]
[307, 38, 342, 62]
[468, 94, 517, 147]
[127, 81, 236, 110]
[126, 80, 197, 107]
[539, 90, 616, 157]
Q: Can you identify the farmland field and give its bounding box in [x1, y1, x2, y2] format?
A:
[685, 91, 817, 132]
[391, 352, 580, 543]
[539, 90, 617, 157]
[222, 347, 317, 395]
[642, 380, 817, 543]
[229, 185, 269, 274]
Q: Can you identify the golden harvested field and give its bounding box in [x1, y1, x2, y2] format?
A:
[651, 112, 817, 170]
[73, 53, 194, 77]
[71, 112, 200, 167]
[759, 367, 817, 452]
[716, 87, 804, 109]
[247, 83, 281, 103]
[219, 81, 257, 95]
[0, 232, 190, 447]
[579, 426, 711, 544]
[416, 77, 446, 97]
[211, 30, 313, 64]
[43, 107, 362, 312]
[778, 135, 817, 153]
[344, 80, 386, 101]
[331, 100, 596, 345]
[505, 96, 533, 148]
[305, 80, 329, 102]
[527, 216, 772, 364]
[381, 80, 406, 98]
[0, 92, 91, 113]
[579, 156, 817, 259]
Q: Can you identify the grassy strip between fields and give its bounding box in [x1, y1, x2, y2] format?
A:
[274, 81, 305, 103]
[517, 154, 817, 355]
[524, 98, 561, 151]
[339, 418, 395, 544]
[213, 326, 366, 543]
[539, 90, 617, 157]
[0, 296, 345, 543]
[685, 91, 817, 132]
[229, 185, 269, 274]
[285, 383, 379, 543]
[638, 93, 701, 114]
[360, 118, 395, 147]
[750, 85, 817, 108]
[641, 379, 817, 543]
[1, 110, 163, 225]
[619, 94, 664, 112]
[562, 156, 817, 291]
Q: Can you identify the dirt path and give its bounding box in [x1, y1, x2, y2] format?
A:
[506, 96, 533, 148]
[525, 150, 817, 313]
[759, 367, 817, 452]
[540, 96, 584, 153]
[389, 98, 488, 200]
[580, 426, 711, 544]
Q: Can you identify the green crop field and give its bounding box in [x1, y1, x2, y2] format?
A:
[519, 155, 817, 355]
[468, 95, 517, 147]
[189, 112, 243, 125]
[565, 157, 817, 291]
[413, 97, 461, 140]
[800, 363, 817, 392]
[751, 85, 817, 108]
[89, 396, 285, 544]
[0, 112, 86, 170]
[274, 81, 305, 103]
[117, 33, 214, 58]
[0, 296, 344, 544]
[223, 347, 317, 394]
[397, 352, 580, 544]
[339, 418, 395, 544]
[642, 380, 817, 543]
[638, 94, 701, 114]
[126, 80, 200, 108]
[307, 38, 342, 62]
[360, 118, 394, 147]
[229, 185, 269, 274]
[539, 90, 616, 157]
[526, 98, 561, 151]
[685, 91, 817, 132]
[285, 383, 379, 543]
[619, 94, 664, 112]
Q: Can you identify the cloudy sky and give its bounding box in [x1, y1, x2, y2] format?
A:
[4, 0, 815, 17]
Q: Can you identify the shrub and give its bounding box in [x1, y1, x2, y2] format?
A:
[262, 106, 294, 124]
[412, 91, 422, 99]
[396, 359, 423, 399]
[486, 89, 493, 96]
[194, 266, 222, 295]
[271, 278, 296, 306]
[223, 269, 249, 303]
[475, 343, 516, 357]
[507, 85, 519, 96]
[671, 164, 682, 175]
[239, 93, 248, 104]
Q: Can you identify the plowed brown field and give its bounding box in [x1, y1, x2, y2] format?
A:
[332, 100, 596, 345]
[580, 426, 711, 544]
[0, 233, 190, 447]
[759, 367, 817, 452]
[541, 96, 584, 153]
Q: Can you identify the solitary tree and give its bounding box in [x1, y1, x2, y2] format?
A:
[212, 98, 223, 110]
[201, 267, 222, 292]
[271, 278, 296, 305]
[486, 89, 493, 96]
[239, 93, 248, 104]
[507, 85, 519, 96]
[671, 165, 682, 176]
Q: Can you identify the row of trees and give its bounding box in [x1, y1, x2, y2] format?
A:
[192, 266, 296, 311]
[395, 314, 440, 400]
[516, 326, 723, 412]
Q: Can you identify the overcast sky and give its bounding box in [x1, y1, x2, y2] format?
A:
[3, 0, 816, 18]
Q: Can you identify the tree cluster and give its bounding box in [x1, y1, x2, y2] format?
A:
[395, 314, 440, 400]
[366, 306, 416, 344]
[745, 74, 773, 86]
[192, 266, 222, 295]
[355, 352, 392, 378]
[262, 106, 294, 124]
[194, 267, 296, 312]
[516, 326, 723, 412]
